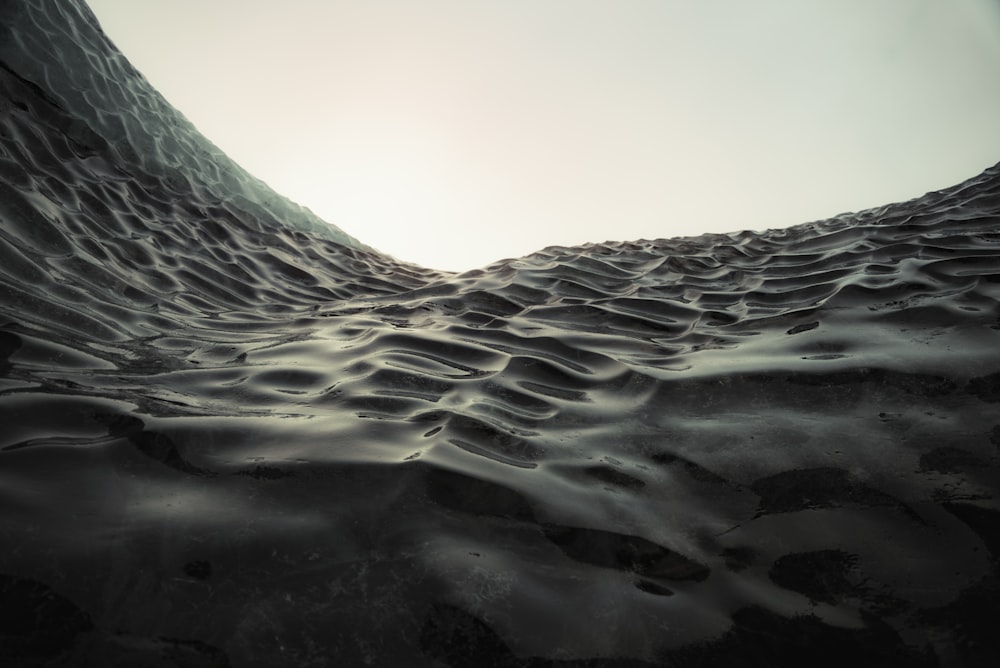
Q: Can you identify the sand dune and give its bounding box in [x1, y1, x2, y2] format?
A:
[2, 1, 1000, 666]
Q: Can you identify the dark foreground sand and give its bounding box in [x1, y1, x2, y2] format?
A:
[2, 2, 1000, 666]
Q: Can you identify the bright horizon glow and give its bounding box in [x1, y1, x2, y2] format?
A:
[87, 0, 1000, 272]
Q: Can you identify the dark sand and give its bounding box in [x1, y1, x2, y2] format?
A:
[2, 1, 1000, 666]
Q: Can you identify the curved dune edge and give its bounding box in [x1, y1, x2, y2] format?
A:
[3, 1, 1000, 666]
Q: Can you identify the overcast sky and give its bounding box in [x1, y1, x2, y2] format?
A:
[87, 0, 1000, 271]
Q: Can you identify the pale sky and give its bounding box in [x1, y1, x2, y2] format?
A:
[87, 0, 1000, 271]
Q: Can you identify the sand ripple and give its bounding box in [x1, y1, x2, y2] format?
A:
[2, 1, 1000, 665]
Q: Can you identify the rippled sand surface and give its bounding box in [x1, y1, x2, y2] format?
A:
[3, 2, 1000, 666]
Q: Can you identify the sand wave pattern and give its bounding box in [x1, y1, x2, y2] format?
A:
[3, 1, 1000, 666]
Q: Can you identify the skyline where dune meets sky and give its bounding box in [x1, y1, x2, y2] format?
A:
[87, 0, 1000, 272]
